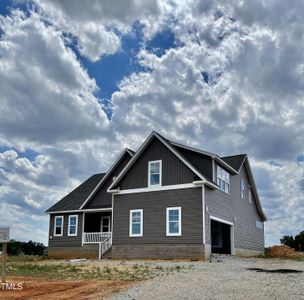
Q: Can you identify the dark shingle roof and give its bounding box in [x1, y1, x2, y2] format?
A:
[46, 173, 105, 212]
[221, 154, 247, 171]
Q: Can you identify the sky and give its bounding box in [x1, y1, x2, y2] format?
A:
[0, 0, 303, 246]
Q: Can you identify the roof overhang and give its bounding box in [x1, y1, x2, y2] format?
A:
[46, 207, 112, 214]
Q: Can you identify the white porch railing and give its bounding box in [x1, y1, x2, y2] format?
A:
[83, 232, 112, 259]
[83, 232, 111, 244]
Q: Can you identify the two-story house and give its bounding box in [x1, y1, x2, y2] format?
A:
[46, 131, 266, 259]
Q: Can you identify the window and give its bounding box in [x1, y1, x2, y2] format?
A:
[241, 179, 245, 198]
[256, 220, 263, 229]
[68, 215, 78, 236]
[148, 160, 162, 187]
[54, 216, 63, 236]
[217, 166, 230, 194]
[249, 188, 253, 203]
[166, 207, 181, 236]
[130, 209, 143, 237]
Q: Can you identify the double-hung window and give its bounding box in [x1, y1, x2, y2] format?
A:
[217, 166, 230, 194]
[166, 207, 181, 236]
[54, 216, 63, 236]
[130, 209, 143, 237]
[148, 160, 162, 187]
[241, 179, 245, 199]
[68, 215, 78, 236]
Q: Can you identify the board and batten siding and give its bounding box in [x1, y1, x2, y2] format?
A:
[205, 163, 264, 251]
[118, 137, 197, 190]
[49, 213, 83, 248]
[112, 188, 203, 244]
[85, 152, 132, 209]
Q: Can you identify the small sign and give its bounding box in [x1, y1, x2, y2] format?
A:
[0, 228, 9, 243]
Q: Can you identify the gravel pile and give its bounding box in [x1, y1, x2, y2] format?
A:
[107, 256, 304, 300]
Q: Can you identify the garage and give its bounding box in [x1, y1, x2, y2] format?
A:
[211, 219, 232, 254]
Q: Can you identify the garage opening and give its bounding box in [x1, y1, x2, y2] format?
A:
[211, 220, 231, 254]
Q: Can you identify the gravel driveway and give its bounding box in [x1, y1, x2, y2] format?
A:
[108, 256, 304, 300]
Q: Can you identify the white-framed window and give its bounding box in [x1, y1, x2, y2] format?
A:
[249, 188, 253, 203]
[256, 220, 263, 229]
[148, 160, 162, 187]
[129, 209, 143, 237]
[166, 207, 181, 236]
[68, 215, 78, 236]
[241, 179, 245, 199]
[217, 166, 230, 194]
[54, 216, 63, 236]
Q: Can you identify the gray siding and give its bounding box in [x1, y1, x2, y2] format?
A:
[113, 188, 203, 245]
[85, 152, 131, 208]
[118, 137, 197, 190]
[49, 213, 83, 248]
[205, 163, 264, 251]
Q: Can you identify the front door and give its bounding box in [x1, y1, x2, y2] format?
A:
[100, 216, 111, 233]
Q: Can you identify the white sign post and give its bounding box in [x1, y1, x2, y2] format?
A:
[0, 227, 9, 284]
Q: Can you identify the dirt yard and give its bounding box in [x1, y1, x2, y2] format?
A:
[0, 256, 303, 299]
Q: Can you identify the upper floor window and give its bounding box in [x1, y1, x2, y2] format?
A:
[241, 179, 245, 199]
[129, 209, 143, 237]
[148, 160, 162, 187]
[68, 215, 78, 236]
[256, 220, 263, 229]
[217, 166, 230, 194]
[249, 188, 253, 203]
[54, 216, 63, 236]
[166, 207, 181, 236]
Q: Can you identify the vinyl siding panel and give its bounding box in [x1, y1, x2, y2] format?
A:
[205, 163, 264, 251]
[85, 152, 131, 208]
[49, 213, 83, 248]
[113, 188, 203, 244]
[118, 137, 197, 190]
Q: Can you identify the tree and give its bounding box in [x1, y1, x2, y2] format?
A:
[7, 240, 45, 256]
[280, 231, 304, 251]
[280, 235, 295, 248]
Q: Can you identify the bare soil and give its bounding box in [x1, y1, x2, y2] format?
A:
[267, 245, 303, 258]
[0, 276, 133, 300]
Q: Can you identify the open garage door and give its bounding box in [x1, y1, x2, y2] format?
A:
[211, 219, 231, 254]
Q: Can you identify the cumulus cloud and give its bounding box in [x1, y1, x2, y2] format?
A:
[0, 0, 303, 246]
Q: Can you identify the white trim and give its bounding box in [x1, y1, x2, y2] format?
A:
[82, 212, 85, 246]
[166, 207, 182, 236]
[210, 215, 234, 226]
[100, 216, 111, 233]
[79, 148, 134, 209]
[54, 216, 64, 237]
[111, 194, 114, 242]
[148, 160, 162, 187]
[116, 183, 200, 195]
[108, 132, 210, 191]
[47, 208, 112, 214]
[202, 185, 206, 244]
[129, 209, 143, 237]
[68, 215, 78, 236]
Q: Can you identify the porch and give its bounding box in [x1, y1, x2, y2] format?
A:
[82, 211, 112, 259]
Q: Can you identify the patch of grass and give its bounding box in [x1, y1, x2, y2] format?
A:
[1, 260, 187, 282]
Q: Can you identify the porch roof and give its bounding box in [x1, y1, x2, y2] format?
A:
[46, 173, 105, 213]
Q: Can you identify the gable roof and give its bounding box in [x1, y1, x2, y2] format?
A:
[45, 173, 105, 213]
[79, 148, 134, 209]
[242, 157, 267, 221]
[46, 148, 134, 213]
[108, 131, 219, 191]
[221, 154, 247, 172]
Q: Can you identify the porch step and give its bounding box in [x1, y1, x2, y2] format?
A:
[102, 247, 112, 259]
